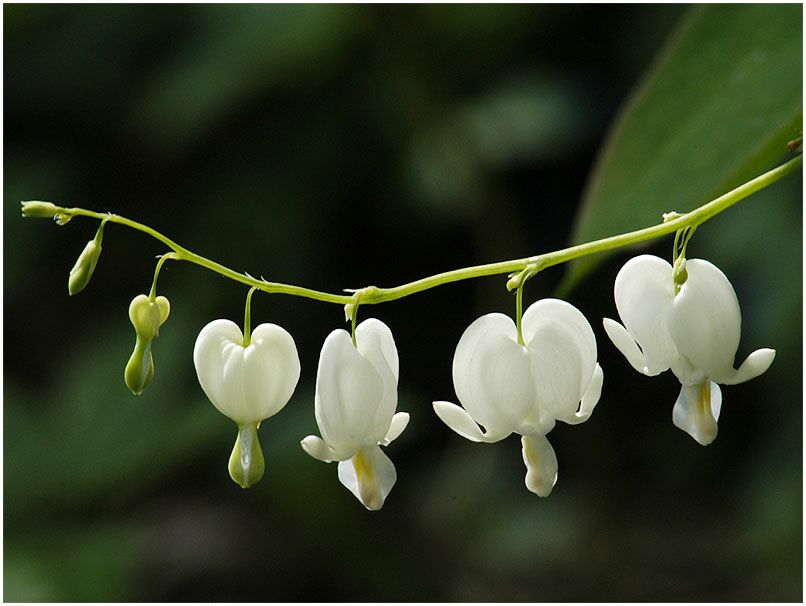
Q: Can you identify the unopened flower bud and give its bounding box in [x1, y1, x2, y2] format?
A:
[124, 294, 170, 395]
[68, 221, 106, 295]
[21, 201, 60, 218]
[228, 423, 266, 489]
[673, 257, 688, 294]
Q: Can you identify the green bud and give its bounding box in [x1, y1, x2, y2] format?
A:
[68, 221, 106, 295]
[124, 294, 170, 395]
[228, 423, 265, 489]
[68, 241, 101, 295]
[673, 257, 688, 294]
[21, 200, 60, 218]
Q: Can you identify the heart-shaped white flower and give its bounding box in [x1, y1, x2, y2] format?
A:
[603, 254, 775, 445]
[194, 319, 301, 487]
[433, 298, 603, 497]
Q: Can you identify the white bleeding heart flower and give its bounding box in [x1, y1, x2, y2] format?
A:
[194, 319, 301, 488]
[433, 299, 603, 497]
[603, 254, 775, 446]
[301, 318, 409, 511]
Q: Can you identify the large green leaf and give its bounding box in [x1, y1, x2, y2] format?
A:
[559, 4, 802, 294]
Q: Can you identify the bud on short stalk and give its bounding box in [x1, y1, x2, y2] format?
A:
[124, 294, 170, 395]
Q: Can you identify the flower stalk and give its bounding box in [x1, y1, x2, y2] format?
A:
[22, 155, 802, 306]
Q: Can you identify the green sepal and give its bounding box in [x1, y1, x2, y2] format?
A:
[228, 423, 265, 489]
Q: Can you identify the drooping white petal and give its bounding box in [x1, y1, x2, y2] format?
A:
[721, 348, 776, 386]
[613, 255, 679, 374]
[522, 299, 597, 422]
[671, 380, 722, 446]
[315, 329, 383, 457]
[300, 435, 340, 462]
[563, 362, 603, 425]
[193, 319, 300, 424]
[452, 313, 535, 434]
[381, 412, 410, 446]
[432, 401, 509, 443]
[603, 318, 659, 376]
[521, 434, 558, 497]
[668, 258, 745, 383]
[355, 319, 398, 444]
[337, 445, 397, 511]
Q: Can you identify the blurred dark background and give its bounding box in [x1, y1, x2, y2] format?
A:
[4, 4, 802, 602]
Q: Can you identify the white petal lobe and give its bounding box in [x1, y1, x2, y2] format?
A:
[432, 401, 508, 443]
[603, 318, 658, 376]
[452, 313, 522, 433]
[314, 329, 383, 455]
[563, 362, 603, 425]
[668, 259, 742, 381]
[355, 319, 398, 444]
[721, 348, 775, 386]
[300, 435, 339, 462]
[522, 298, 597, 395]
[382, 412, 410, 446]
[613, 255, 678, 374]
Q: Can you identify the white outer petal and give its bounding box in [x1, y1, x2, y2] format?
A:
[563, 362, 603, 425]
[193, 319, 300, 423]
[355, 319, 399, 444]
[671, 380, 722, 446]
[453, 313, 535, 434]
[613, 255, 678, 374]
[194, 319, 244, 420]
[314, 329, 383, 458]
[381, 412, 410, 446]
[242, 323, 301, 420]
[522, 298, 597, 396]
[522, 299, 598, 423]
[432, 401, 509, 443]
[603, 318, 660, 377]
[722, 348, 776, 385]
[668, 259, 745, 383]
[521, 434, 558, 497]
[337, 445, 397, 511]
[355, 318, 399, 381]
[300, 435, 340, 462]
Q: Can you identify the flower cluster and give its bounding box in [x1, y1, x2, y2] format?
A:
[179, 253, 773, 510]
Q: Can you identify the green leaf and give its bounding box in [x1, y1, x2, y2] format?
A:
[558, 4, 802, 294]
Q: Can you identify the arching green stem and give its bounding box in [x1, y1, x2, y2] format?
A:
[30, 154, 802, 307]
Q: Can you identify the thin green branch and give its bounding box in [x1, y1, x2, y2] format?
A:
[26, 154, 802, 307]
